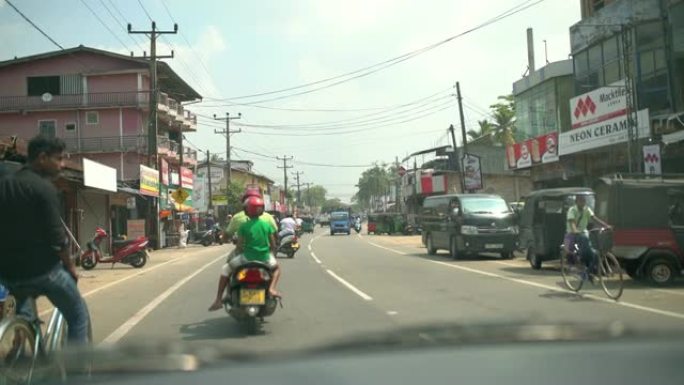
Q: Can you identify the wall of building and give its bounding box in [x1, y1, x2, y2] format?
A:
[87, 73, 139, 94]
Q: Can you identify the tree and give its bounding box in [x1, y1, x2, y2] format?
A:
[301, 185, 327, 208]
[353, 164, 393, 211]
[210, 153, 223, 162]
[321, 198, 347, 213]
[467, 119, 496, 144]
[489, 95, 517, 146]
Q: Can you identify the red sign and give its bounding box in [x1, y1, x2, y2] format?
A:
[181, 167, 193, 189]
[506, 132, 559, 170]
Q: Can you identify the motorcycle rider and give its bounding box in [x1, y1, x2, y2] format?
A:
[209, 196, 281, 311]
[279, 212, 297, 240]
[0, 135, 90, 343]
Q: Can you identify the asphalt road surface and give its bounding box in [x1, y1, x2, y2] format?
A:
[80, 226, 684, 354]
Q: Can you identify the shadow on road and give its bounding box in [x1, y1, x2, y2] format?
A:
[539, 289, 594, 302]
[498, 266, 559, 276]
[179, 316, 261, 341]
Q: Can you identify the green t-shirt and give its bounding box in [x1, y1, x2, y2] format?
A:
[566, 205, 594, 234]
[225, 211, 277, 237]
[238, 217, 275, 262]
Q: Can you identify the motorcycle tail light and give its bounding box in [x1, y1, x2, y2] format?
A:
[238, 268, 265, 283]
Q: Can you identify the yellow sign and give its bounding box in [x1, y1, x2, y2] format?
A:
[172, 188, 189, 204]
[139, 165, 159, 197]
[212, 195, 228, 206]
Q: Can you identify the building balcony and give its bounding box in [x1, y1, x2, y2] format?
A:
[0, 91, 151, 113]
[183, 110, 197, 131]
[158, 92, 170, 113]
[63, 135, 147, 154]
[168, 98, 178, 119]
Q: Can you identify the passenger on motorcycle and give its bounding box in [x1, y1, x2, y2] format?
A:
[209, 192, 279, 311]
[279, 212, 297, 239]
[564, 195, 611, 274]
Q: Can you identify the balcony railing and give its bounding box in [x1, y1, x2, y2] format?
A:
[0, 91, 151, 112]
[64, 135, 148, 154]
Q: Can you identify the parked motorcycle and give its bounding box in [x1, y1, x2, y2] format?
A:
[79, 227, 149, 270]
[277, 231, 300, 258]
[224, 262, 280, 334]
[186, 228, 216, 247]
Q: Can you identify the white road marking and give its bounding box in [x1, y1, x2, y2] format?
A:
[326, 269, 373, 301]
[367, 241, 407, 255]
[307, 244, 312, 252]
[430, 260, 684, 321]
[38, 249, 228, 316]
[310, 252, 322, 264]
[99, 254, 226, 346]
[494, 261, 520, 267]
[418, 332, 436, 343]
[387, 310, 398, 316]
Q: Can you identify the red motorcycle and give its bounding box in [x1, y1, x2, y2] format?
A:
[79, 227, 149, 270]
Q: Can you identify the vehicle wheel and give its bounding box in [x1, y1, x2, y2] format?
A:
[449, 237, 459, 260]
[202, 238, 212, 247]
[426, 234, 437, 255]
[287, 250, 295, 258]
[2, 295, 16, 319]
[527, 247, 541, 270]
[330, 232, 334, 236]
[599, 252, 624, 300]
[501, 251, 515, 260]
[130, 252, 147, 268]
[347, 231, 351, 235]
[245, 317, 258, 335]
[0, 318, 38, 383]
[560, 249, 584, 292]
[81, 254, 97, 270]
[646, 257, 676, 286]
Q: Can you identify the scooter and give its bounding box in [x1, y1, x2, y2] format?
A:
[187, 228, 215, 247]
[79, 227, 149, 270]
[277, 231, 300, 258]
[354, 221, 362, 233]
[212, 224, 225, 245]
[224, 262, 279, 334]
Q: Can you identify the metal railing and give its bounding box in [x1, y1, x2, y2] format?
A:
[63, 135, 148, 153]
[0, 91, 150, 112]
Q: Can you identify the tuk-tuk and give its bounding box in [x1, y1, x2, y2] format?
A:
[594, 175, 684, 285]
[367, 214, 378, 234]
[518, 188, 595, 270]
[301, 216, 315, 233]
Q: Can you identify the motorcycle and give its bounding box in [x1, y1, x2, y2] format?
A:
[79, 227, 149, 270]
[212, 224, 225, 245]
[224, 262, 279, 334]
[277, 231, 300, 258]
[187, 228, 216, 247]
[354, 221, 362, 233]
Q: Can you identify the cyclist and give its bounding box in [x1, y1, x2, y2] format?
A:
[565, 195, 611, 276]
[0, 135, 90, 343]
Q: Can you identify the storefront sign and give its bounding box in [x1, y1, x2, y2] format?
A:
[643, 144, 662, 175]
[126, 219, 146, 238]
[506, 132, 559, 170]
[212, 195, 228, 206]
[139, 165, 159, 197]
[83, 158, 117, 192]
[559, 109, 650, 155]
[462, 153, 483, 190]
[193, 175, 208, 211]
[181, 167, 193, 189]
[570, 80, 627, 130]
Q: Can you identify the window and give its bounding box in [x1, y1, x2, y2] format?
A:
[602, 36, 619, 63]
[38, 120, 56, 138]
[86, 111, 99, 125]
[65, 123, 76, 131]
[637, 21, 664, 51]
[27, 76, 60, 96]
[574, 50, 589, 78]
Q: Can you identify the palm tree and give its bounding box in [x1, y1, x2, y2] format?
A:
[467, 119, 496, 144]
[490, 95, 517, 146]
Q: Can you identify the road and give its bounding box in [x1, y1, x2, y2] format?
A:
[74, 226, 684, 354]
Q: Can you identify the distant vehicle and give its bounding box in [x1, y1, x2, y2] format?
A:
[330, 211, 351, 235]
[421, 194, 519, 259]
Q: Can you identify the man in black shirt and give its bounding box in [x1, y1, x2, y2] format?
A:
[0, 135, 89, 343]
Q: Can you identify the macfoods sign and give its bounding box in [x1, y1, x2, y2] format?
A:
[560, 80, 649, 155]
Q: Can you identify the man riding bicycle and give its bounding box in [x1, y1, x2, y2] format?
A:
[565, 195, 611, 276]
[0, 136, 90, 343]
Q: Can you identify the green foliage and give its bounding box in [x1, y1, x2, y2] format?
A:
[353, 164, 393, 210]
[301, 185, 327, 208]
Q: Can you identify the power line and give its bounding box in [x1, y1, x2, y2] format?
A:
[136, 0, 154, 21]
[5, 0, 63, 49]
[98, 0, 146, 52]
[206, 0, 546, 104]
[79, 0, 133, 50]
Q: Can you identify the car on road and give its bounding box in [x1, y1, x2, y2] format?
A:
[420, 194, 519, 259]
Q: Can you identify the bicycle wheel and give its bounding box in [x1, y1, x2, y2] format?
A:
[599, 251, 624, 300]
[0, 318, 37, 385]
[560, 250, 585, 292]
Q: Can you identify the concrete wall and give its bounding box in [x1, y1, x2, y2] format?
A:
[482, 174, 533, 202]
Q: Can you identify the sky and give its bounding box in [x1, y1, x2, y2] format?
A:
[0, 0, 581, 202]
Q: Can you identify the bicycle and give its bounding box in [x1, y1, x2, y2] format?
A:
[0, 295, 72, 385]
[560, 228, 624, 300]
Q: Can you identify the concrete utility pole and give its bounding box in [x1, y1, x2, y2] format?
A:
[292, 171, 304, 206]
[128, 21, 177, 249]
[206, 150, 213, 212]
[454, 81, 468, 192]
[277, 155, 293, 207]
[213, 112, 241, 201]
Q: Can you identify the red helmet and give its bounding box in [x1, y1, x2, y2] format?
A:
[95, 227, 107, 238]
[245, 196, 265, 217]
[241, 187, 262, 202]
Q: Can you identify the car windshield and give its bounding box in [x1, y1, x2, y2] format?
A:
[461, 198, 511, 214]
[2, 1, 683, 380]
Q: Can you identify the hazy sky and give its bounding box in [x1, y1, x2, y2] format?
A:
[0, 0, 581, 201]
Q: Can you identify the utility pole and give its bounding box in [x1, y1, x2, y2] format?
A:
[206, 150, 213, 213]
[213, 112, 241, 201]
[454, 81, 468, 192]
[292, 171, 304, 206]
[129, 21, 177, 249]
[277, 155, 293, 209]
[303, 182, 313, 209]
[621, 24, 639, 173]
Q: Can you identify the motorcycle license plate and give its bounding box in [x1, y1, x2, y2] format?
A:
[485, 244, 504, 249]
[292, 243, 300, 249]
[240, 289, 265, 305]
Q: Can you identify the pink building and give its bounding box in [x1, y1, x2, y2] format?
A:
[0, 46, 202, 247]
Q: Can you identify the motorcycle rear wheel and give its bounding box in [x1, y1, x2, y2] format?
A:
[130, 252, 147, 268]
[81, 255, 97, 270]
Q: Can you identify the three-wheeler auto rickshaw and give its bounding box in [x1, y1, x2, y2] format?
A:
[518, 188, 595, 270]
[301, 216, 315, 234]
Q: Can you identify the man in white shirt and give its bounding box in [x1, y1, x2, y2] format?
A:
[279, 213, 297, 239]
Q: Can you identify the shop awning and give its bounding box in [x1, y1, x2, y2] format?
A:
[662, 130, 684, 145]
